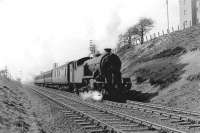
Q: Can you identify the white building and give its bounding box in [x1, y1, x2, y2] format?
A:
[179, 0, 200, 28]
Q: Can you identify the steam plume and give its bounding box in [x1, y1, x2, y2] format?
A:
[80, 91, 103, 101]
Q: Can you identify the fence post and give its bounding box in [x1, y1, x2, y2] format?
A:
[146, 36, 148, 41]
[162, 30, 165, 35]
[172, 26, 174, 32]
[178, 25, 180, 31]
[150, 35, 152, 40]
[154, 33, 156, 38]
[158, 32, 160, 37]
[167, 29, 170, 34]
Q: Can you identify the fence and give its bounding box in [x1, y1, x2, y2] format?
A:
[0, 68, 12, 81]
[112, 21, 194, 53]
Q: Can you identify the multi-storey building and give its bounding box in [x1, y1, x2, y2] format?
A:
[179, 0, 200, 28]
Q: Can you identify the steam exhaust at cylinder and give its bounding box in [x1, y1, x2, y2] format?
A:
[79, 91, 103, 101]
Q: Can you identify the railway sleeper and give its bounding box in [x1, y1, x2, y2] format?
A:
[88, 128, 108, 133]
[95, 114, 118, 118]
[83, 125, 101, 130]
[160, 113, 170, 117]
[102, 118, 123, 122]
[178, 122, 193, 125]
[75, 106, 94, 109]
[117, 125, 147, 130]
[72, 117, 87, 120]
[85, 111, 105, 114]
[98, 116, 120, 120]
[79, 123, 94, 127]
[121, 128, 153, 133]
[74, 119, 87, 123]
[160, 117, 170, 121]
[82, 112, 105, 116]
[80, 109, 101, 112]
[66, 115, 83, 120]
[63, 112, 75, 115]
[60, 110, 72, 113]
[187, 124, 200, 129]
[160, 115, 180, 121]
[65, 114, 79, 117]
[170, 120, 185, 123]
[107, 122, 137, 126]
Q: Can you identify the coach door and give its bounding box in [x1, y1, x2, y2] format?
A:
[67, 63, 70, 83]
[68, 62, 74, 83]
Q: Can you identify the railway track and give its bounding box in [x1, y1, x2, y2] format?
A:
[29, 86, 186, 133]
[126, 100, 200, 118]
[102, 101, 200, 133]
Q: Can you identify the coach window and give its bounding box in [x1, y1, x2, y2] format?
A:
[65, 67, 66, 77]
[73, 62, 76, 70]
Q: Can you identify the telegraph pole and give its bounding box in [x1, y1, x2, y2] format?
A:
[89, 40, 96, 57]
[166, 0, 170, 29]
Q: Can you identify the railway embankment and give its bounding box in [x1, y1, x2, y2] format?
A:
[119, 24, 200, 111]
[0, 78, 41, 133]
[0, 78, 83, 133]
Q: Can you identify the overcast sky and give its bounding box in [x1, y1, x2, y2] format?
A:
[0, 0, 179, 82]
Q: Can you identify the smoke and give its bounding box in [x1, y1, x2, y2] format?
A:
[79, 91, 103, 101]
[97, 8, 124, 51]
[106, 11, 122, 36]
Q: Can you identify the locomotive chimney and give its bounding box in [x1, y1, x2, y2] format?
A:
[104, 48, 112, 53]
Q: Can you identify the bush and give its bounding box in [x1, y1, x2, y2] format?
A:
[153, 46, 186, 59]
[187, 73, 200, 81]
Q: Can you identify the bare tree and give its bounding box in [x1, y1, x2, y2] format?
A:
[126, 18, 154, 44]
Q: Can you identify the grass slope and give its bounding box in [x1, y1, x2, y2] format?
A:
[118, 25, 200, 111]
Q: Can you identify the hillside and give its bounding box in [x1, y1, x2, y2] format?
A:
[118, 24, 200, 111]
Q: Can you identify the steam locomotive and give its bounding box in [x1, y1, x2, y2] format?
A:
[34, 48, 132, 102]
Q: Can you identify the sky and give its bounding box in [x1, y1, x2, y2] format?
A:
[0, 0, 180, 82]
